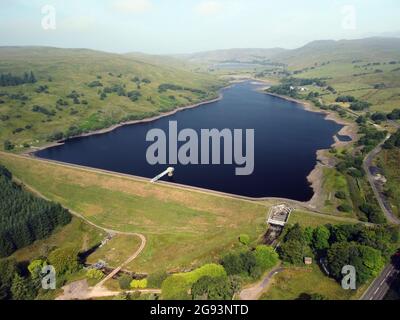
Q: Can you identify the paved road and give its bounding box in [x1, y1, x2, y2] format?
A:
[363, 134, 400, 225]
[239, 267, 285, 300]
[361, 262, 399, 300]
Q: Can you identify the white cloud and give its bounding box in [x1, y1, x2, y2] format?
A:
[113, 0, 154, 13]
[195, 1, 223, 16]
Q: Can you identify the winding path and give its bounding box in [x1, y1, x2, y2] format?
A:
[12, 176, 148, 299]
[239, 267, 285, 300]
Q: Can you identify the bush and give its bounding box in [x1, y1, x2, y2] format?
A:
[335, 191, 347, 200]
[161, 264, 227, 300]
[130, 279, 147, 289]
[118, 275, 133, 290]
[147, 271, 168, 288]
[3, 140, 14, 151]
[239, 234, 251, 245]
[337, 203, 352, 212]
[86, 269, 104, 281]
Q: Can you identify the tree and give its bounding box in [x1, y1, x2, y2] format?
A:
[3, 140, 14, 151]
[28, 259, 47, 289]
[161, 275, 190, 300]
[253, 245, 279, 271]
[11, 274, 35, 300]
[0, 259, 17, 300]
[48, 247, 79, 275]
[278, 240, 305, 264]
[327, 242, 384, 285]
[118, 274, 133, 290]
[239, 234, 250, 245]
[191, 276, 235, 300]
[221, 253, 243, 275]
[147, 271, 168, 288]
[312, 226, 331, 252]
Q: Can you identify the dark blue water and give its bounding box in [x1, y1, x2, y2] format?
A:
[36, 82, 342, 200]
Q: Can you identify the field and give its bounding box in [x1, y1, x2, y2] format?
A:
[10, 217, 105, 263]
[291, 61, 400, 113]
[0, 152, 360, 275]
[86, 234, 142, 269]
[261, 265, 366, 300]
[375, 148, 400, 218]
[0, 47, 224, 151]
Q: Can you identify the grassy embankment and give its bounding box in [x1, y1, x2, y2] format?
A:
[375, 148, 400, 218]
[0, 47, 224, 151]
[0, 152, 359, 275]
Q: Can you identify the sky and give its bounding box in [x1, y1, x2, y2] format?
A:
[0, 0, 399, 54]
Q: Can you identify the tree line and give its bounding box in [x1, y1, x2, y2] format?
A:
[0, 165, 72, 257]
[278, 223, 398, 286]
[0, 72, 37, 87]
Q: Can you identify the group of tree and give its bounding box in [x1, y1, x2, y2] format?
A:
[0, 246, 81, 300]
[0, 165, 72, 257]
[161, 263, 235, 300]
[0, 72, 37, 87]
[383, 129, 400, 149]
[158, 83, 206, 95]
[277, 223, 398, 286]
[335, 95, 372, 111]
[221, 245, 279, 280]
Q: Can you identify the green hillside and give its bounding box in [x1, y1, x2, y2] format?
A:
[274, 37, 400, 68]
[0, 47, 224, 151]
[249, 37, 400, 113]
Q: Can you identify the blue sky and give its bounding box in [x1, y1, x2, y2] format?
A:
[0, 0, 399, 54]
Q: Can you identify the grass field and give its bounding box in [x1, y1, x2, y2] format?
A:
[291, 61, 400, 113]
[0, 47, 224, 151]
[261, 265, 366, 300]
[10, 217, 105, 263]
[375, 148, 400, 218]
[0, 152, 359, 274]
[86, 234, 142, 269]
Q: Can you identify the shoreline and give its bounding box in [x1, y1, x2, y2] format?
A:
[24, 91, 227, 155]
[262, 91, 359, 209]
[25, 81, 359, 212]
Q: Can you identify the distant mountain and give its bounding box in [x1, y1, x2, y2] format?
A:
[273, 37, 400, 68]
[174, 48, 288, 63]
[175, 37, 400, 68]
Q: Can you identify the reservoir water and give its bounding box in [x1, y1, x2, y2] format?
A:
[36, 82, 342, 201]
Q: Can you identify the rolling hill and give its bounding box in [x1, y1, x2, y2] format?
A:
[273, 37, 400, 68]
[0, 47, 224, 151]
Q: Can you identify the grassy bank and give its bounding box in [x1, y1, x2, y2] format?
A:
[0, 152, 359, 274]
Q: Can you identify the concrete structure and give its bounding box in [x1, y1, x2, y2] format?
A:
[267, 204, 293, 227]
[151, 167, 174, 183]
